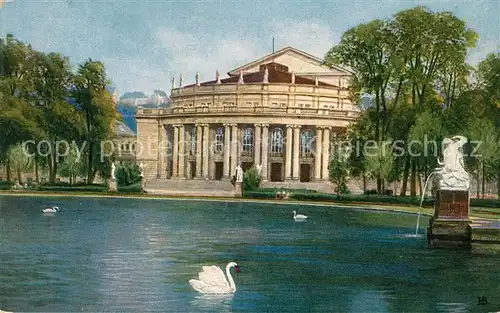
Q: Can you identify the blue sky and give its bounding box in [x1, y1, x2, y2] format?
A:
[1, 0, 498, 96]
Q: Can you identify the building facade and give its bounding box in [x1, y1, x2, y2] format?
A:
[135, 47, 360, 184]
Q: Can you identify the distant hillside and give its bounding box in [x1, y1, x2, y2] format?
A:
[120, 91, 146, 99]
[117, 105, 137, 133]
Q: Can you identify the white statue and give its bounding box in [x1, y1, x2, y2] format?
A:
[263, 67, 269, 84]
[216, 70, 221, 84]
[235, 165, 243, 183]
[435, 135, 470, 191]
[111, 162, 116, 180]
[139, 163, 145, 178]
[256, 164, 262, 175]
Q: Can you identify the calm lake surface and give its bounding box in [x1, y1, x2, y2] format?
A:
[0, 196, 499, 312]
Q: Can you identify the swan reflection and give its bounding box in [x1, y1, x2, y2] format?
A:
[191, 293, 234, 312]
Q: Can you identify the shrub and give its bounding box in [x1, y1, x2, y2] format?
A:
[243, 166, 261, 191]
[0, 181, 14, 190]
[115, 162, 141, 186]
[36, 185, 106, 192]
[117, 182, 143, 193]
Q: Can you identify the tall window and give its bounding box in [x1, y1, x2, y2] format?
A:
[190, 127, 197, 155]
[300, 129, 314, 154]
[214, 127, 224, 153]
[271, 127, 284, 154]
[242, 127, 254, 153]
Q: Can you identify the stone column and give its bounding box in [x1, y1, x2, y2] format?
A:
[223, 124, 231, 179]
[157, 124, 167, 179]
[178, 124, 185, 179]
[165, 126, 171, 179]
[172, 125, 179, 178]
[285, 125, 293, 181]
[314, 126, 323, 181]
[261, 124, 269, 181]
[202, 124, 209, 179]
[195, 124, 203, 178]
[185, 127, 192, 178]
[292, 125, 300, 180]
[254, 124, 261, 166]
[230, 124, 238, 175]
[321, 127, 331, 180]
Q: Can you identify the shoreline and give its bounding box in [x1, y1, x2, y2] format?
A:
[0, 190, 438, 217]
[1, 190, 498, 220]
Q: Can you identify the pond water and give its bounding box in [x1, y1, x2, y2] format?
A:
[0, 196, 499, 312]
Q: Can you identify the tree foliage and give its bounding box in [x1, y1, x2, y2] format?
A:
[0, 35, 117, 184]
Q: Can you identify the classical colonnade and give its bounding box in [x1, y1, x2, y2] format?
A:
[160, 123, 335, 182]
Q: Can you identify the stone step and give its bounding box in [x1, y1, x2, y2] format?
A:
[145, 179, 234, 192]
[260, 181, 364, 194]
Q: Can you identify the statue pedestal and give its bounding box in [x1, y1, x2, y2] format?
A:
[108, 179, 117, 192]
[427, 190, 471, 248]
[234, 182, 242, 198]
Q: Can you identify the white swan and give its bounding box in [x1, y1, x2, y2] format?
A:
[293, 210, 307, 220]
[189, 262, 240, 294]
[43, 206, 59, 213]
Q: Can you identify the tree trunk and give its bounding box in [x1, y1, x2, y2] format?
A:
[481, 162, 485, 198]
[377, 178, 382, 194]
[497, 169, 500, 198]
[476, 170, 480, 199]
[417, 170, 423, 196]
[87, 142, 94, 184]
[47, 155, 53, 183]
[400, 156, 410, 196]
[6, 159, 11, 182]
[17, 168, 22, 184]
[410, 159, 417, 197]
[362, 173, 367, 194]
[35, 154, 39, 183]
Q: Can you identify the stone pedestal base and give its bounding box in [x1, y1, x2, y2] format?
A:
[427, 189, 471, 248]
[427, 218, 472, 248]
[234, 182, 242, 198]
[141, 179, 146, 192]
[108, 179, 117, 192]
[434, 190, 470, 219]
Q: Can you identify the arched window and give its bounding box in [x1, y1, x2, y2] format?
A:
[190, 127, 197, 155]
[271, 128, 284, 154]
[242, 127, 254, 153]
[214, 127, 224, 153]
[300, 129, 314, 154]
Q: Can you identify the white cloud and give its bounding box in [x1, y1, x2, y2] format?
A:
[103, 56, 169, 96]
[467, 39, 500, 67]
[269, 20, 338, 59]
[155, 27, 266, 86]
[153, 20, 337, 88]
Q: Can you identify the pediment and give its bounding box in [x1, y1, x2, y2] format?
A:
[227, 47, 352, 76]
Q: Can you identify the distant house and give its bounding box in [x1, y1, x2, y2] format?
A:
[112, 120, 136, 163]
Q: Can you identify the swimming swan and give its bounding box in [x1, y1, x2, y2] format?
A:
[189, 262, 240, 294]
[43, 206, 59, 213]
[293, 210, 307, 220]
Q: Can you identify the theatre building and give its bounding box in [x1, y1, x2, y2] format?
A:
[135, 46, 360, 192]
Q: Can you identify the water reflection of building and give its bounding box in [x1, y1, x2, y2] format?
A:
[135, 47, 360, 190]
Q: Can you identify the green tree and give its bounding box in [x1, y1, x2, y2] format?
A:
[57, 141, 85, 186]
[73, 59, 116, 183]
[329, 146, 350, 199]
[7, 144, 33, 184]
[364, 140, 395, 192]
[243, 166, 261, 191]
